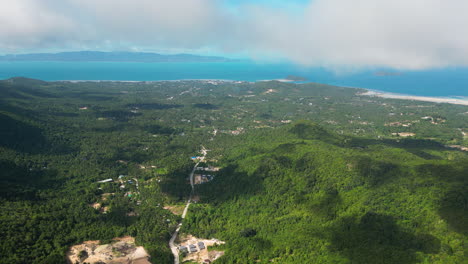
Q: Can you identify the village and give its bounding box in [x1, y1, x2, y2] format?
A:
[90, 174, 142, 215]
[85, 149, 224, 264]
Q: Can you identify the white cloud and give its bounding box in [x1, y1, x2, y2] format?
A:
[71, 0, 228, 46]
[232, 0, 468, 69]
[0, 0, 75, 51]
[0, 0, 467, 70]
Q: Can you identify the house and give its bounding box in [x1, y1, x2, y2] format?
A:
[179, 246, 188, 253]
[97, 178, 113, 183]
[201, 175, 213, 183]
[197, 242, 205, 250]
[194, 175, 201, 184]
[205, 166, 220, 172]
[189, 244, 197, 253]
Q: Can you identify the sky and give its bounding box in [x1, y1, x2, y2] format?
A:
[1, 0, 468, 70]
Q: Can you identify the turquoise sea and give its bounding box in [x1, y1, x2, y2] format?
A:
[0, 61, 467, 97]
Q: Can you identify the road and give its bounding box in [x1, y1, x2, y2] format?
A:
[169, 147, 207, 264]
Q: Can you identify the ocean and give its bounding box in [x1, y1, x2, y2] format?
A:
[0, 61, 467, 97]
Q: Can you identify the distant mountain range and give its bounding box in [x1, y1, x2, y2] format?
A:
[0, 51, 232, 62]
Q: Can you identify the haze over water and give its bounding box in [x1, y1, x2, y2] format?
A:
[1, 61, 467, 97]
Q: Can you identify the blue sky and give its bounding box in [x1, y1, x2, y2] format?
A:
[223, 0, 309, 17]
[224, 0, 310, 9]
[1, 0, 468, 70]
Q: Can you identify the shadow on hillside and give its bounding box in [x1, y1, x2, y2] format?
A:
[0, 78, 59, 99]
[50, 112, 80, 117]
[289, 121, 460, 161]
[91, 123, 127, 133]
[197, 164, 265, 204]
[308, 189, 342, 220]
[160, 166, 193, 201]
[345, 137, 460, 160]
[82, 95, 114, 101]
[438, 184, 468, 235]
[112, 147, 151, 164]
[0, 97, 43, 120]
[144, 124, 178, 135]
[104, 198, 138, 227]
[66, 90, 122, 101]
[290, 121, 340, 144]
[416, 162, 468, 235]
[329, 212, 441, 264]
[349, 156, 402, 187]
[0, 160, 61, 201]
[193, 103, 219, 110]
[0, 113, 50, 154]
[126, 103, 183, 110]
[98, 110, 143, 122]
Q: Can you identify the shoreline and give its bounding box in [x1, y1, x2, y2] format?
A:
[360, 90, 468, 106]
[258, 79, 295, 82]
[61, 78, 298, 83]
[59, 79, 246, 83]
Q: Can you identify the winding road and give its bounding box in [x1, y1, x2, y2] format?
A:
[169, 147, 207, 264]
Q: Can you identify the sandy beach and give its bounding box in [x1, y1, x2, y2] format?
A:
[258, 79, 295, 82]
[61, 79, 240, 83]
[360, 90, 468, 106]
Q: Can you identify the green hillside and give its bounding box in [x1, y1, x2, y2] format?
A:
[185, 121, 467, 263]
[0, 78, 466, 264]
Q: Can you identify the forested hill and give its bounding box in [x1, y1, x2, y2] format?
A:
[0, 77, 466, 263]
[185, 121, 467, 263]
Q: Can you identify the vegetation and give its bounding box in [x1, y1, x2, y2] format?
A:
[0, 77, 466, 263]
[185, 122, 467, 263]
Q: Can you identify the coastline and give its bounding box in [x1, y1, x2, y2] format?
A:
[61, 78, 300, 84]
[60, 79, 244, 83]
[360, 90, 468, 106]
[62, 78, 298, 83]
[258, 79, 295, 82]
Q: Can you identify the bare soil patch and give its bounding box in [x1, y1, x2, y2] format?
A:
[67, 236, 151, 264]
[164, 205, 185, 215]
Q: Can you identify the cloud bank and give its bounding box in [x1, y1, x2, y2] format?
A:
[1, 0, 467, 69]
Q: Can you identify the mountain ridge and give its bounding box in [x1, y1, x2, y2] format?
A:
[0, 51, 232, 63]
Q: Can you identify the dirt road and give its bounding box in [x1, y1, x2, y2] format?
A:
[169, 147, 207, 264]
